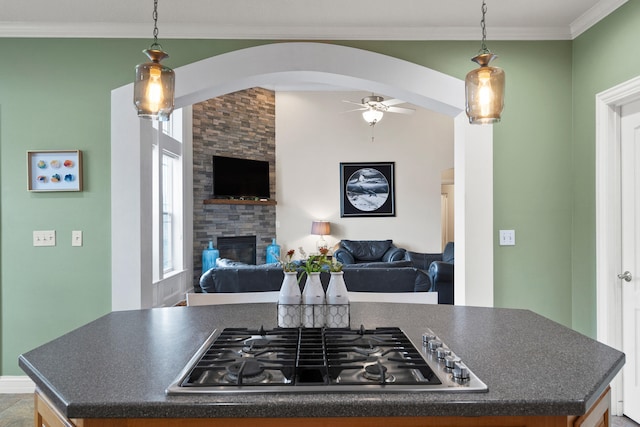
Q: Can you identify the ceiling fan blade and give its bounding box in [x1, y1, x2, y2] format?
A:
[342, 107, 367, 113]
[387, 106, 415, 114]
[381, 98, 407, 106]
[342, 100, 365, 107]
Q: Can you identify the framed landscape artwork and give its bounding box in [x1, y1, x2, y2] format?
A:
[27, 150, 83, 192]
[340, 162, 395, 217]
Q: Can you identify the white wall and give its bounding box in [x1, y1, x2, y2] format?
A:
[275, 91, 454, 257]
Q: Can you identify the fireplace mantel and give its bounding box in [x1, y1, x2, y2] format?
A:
[203, 199, 277, 206]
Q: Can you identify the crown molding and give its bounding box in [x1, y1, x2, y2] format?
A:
[0, 0, 628, 43]
[0, 22, 146, 39]
[571, 0, 628, 38]
[0, 22, 574, 40]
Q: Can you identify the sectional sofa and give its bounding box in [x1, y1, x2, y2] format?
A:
[197, 239, 455, 304]
[198, 259, 432, 296]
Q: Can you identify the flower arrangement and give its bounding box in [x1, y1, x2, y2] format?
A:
[278, 249, 298, 272]
[329, 258, 343, 272]
[299, 247, 331, 275]
[278, 247, 340, 275]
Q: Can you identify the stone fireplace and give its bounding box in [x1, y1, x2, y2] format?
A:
[217, 236, 257, 265]
[192, 88, 276, 285]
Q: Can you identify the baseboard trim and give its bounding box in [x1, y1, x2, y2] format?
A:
[0, 376, 35, 393]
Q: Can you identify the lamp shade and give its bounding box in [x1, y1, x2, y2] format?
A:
[465, 53, 505, 124]
[362, 109, 383, 125]
[311, 221, 330, 236]
[134, 48, 175, 121]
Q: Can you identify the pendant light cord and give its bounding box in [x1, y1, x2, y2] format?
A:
[479, 1, 490, 54]
[150, 0, 163, 50]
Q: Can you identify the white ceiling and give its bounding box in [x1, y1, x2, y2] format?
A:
[0, 0, 627, 40]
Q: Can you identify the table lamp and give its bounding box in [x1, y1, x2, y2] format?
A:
[311, 221, 331, 252]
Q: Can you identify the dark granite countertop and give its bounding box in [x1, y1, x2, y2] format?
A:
[18, 302, 624, 419]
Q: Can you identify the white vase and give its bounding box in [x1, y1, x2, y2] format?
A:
[278, 271, 301, 328]
[302, 272, 325, 327]
[326, 271, 350, 328]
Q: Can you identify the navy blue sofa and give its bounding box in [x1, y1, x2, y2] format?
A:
[198, 259, 432, 296]
[404, 242, 454, 305]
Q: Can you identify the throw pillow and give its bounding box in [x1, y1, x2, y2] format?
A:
[216, 258, 249, 268]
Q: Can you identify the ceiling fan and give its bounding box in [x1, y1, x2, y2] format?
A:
[343, 95, 415, 126]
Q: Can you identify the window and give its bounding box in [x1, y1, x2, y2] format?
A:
[152, 109, 184, 282]
[162, 153, 176, 272]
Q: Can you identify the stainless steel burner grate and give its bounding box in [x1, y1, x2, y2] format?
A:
[166, 326, 488, 394]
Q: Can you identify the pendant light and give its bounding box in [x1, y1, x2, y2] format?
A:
[134, 0, 175, 121]
[465, 1, 505, 125]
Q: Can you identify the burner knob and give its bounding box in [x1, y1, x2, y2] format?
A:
[452, 362, 470, 380]
[422, 332, 436, 345]
[436, 347, 452, 360]
[444, 354, 460, 369]
[427, 339, 443, 352]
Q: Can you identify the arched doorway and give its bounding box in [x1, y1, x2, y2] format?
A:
[111, 42, 494, 310]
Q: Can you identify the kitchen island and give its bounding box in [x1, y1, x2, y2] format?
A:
[19, 302, 624, 427]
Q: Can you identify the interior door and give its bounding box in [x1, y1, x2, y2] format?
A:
[441, 184, 455, 250]
[620, 99, 640, 423]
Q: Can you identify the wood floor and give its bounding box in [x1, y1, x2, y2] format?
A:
[1, 393, 639, 427]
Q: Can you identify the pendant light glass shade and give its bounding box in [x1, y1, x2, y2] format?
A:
[134, 48, 175, 121]
[465, 52, 505, 124]
[464, 1, 505, 125]
[133, 0, 175, 121]
[362, 108, 383, 125]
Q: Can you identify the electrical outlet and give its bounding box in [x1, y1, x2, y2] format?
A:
[72, 230, 83, 247]
[499, 229, 516, 246]
[33, 230, 56, 247]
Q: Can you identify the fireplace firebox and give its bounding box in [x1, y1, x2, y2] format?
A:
[217, 236, 257, 265]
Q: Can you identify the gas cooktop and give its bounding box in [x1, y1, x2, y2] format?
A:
[166, 326, 488, 394]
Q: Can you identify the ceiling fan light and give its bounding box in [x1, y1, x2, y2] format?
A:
[362, 109, 383, 125]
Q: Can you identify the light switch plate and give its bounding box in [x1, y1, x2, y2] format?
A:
[499, 229, 516, 246]
[33, 230, 56, 247]
[72, 230, 83, 247]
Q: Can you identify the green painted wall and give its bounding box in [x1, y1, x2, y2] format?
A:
[571, 1, 640, 337]
[488, 41, 573, 324]
[1, 36, 577, 376]
[0, 38, 270, 376]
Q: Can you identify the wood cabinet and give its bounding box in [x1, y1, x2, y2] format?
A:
[36, 392, 74, 427]
[35, 387, 611, 427]
[572, 387, 611, 427]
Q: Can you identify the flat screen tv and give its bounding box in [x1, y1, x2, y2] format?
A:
[212, 155, 270, 199]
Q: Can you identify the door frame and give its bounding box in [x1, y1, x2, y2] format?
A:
[595, 75, 640, 415]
